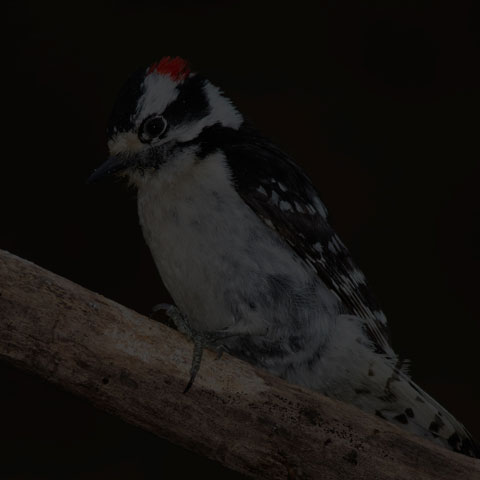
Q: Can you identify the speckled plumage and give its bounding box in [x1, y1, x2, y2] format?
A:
[91, 57, 479, 458]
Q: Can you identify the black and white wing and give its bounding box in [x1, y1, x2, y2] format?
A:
[205, 124, 391, 353]
[195, 124, 480, 458]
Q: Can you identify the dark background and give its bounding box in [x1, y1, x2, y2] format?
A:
[1, 1, 479, 478]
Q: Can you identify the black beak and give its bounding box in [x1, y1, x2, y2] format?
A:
[87, 155, 130, 183]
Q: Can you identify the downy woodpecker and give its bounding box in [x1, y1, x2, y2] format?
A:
[90, 57, 478, 457]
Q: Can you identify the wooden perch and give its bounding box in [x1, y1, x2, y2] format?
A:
[0, 249, 478, 479]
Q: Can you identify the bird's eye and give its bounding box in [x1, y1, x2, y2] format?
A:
[139, 115, 168, 142]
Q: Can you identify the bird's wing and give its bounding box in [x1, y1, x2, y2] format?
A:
[217, 125, 391, 353]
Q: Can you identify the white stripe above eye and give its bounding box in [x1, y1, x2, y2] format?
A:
[137, 73, 179, 120]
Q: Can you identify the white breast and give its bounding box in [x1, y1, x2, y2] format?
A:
[136, 149, 337, 338]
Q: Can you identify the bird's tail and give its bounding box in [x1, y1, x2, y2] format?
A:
[372, 364, 479, 458]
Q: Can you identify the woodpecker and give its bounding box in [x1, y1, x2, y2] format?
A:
[90, 56, 478, 458]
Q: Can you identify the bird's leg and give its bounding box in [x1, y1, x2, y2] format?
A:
[152, 304, 269, 392]
[183, 327, 244, 393]
[152, 304, 230, 392]
[186, 322, 270, 388]
[152, 303, 192, 335]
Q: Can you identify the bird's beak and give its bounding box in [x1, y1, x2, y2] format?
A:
[87, 154, 131, 183]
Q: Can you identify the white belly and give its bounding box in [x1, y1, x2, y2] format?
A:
[136, 151, 337, 341]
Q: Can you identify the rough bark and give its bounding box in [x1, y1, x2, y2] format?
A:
[0, 249, 478, 479]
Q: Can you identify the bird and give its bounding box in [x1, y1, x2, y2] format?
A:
[89, 56, 479, 458]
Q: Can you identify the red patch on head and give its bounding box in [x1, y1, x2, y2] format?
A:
[147, 56, 191, 82]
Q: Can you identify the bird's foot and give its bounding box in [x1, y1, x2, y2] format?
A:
[183, 327, 237, 393]
[183, 323, 270, 391]
[152, 304, 268, 392]
[152, 303, 229, 392]
[152, 303, 192, 335]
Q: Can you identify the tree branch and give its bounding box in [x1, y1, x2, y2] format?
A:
[0, 249, 478, 479]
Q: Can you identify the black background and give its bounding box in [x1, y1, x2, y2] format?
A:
[1, 1, 479, 478]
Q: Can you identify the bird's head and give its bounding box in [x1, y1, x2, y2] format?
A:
[89, 56, 243, 185]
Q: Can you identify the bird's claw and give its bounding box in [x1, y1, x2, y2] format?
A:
[183, 329, 231, 392]
[152, 304, 236, 392]
[152, 303, 192, 336]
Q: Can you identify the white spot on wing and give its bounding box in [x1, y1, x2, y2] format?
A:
[339, 274, 357, 292]
[328, 239, 337, 253]
[294, 201, 306, 213]
[279, 201, 293, 212]
[257, 185, 267, 196]
[328, 235, 345, 253]
[349, 269, 366, 284]
[313, 197, 328, 219]
[271, 190, 280, 205]
[263, 218, 275, 229]
[374, 310, 388, 325]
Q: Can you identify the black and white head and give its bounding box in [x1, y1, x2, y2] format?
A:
[89, 57, 243, 184]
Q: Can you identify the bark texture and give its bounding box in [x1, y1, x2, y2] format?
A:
[0, 249, 478, 479]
